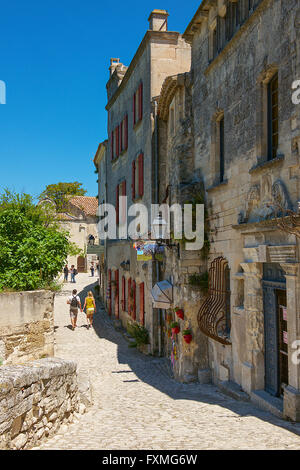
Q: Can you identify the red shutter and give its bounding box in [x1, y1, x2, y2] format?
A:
[125, 115, 128, 150]
[138, 83, 143, 122]
[116, 185, 119, 226]
[133, 92, 136, 126]
[111, 131, 114, 160]
[132, 161, 136, 200]
[108, 269, 112, 315]
[120, 122, 123, 153]
[132, 280, 136, 320]
[140, 283, 145, 326]
[116, 126, 119, 158]
[128, 278, 132, 315]
[115, 270, 119, 319]
[138, 153, 144, 197]
[121, 276, 126, 311]
[121, 180, 126, 224]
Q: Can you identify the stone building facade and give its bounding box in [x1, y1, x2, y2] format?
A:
[103, 10, 191, 353]
[182, 0, 300, 420]
[59, 196, 99, 272]
[156, 73, 209, 382]
[94, 141, 108, 300]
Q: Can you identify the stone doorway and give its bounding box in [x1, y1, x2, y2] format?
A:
[262, 263, 287, 398]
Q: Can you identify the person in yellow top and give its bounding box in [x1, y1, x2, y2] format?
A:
[83, 291, 97, 329]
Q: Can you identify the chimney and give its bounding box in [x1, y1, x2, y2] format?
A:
[148, 10, 169, 32]
[109, 58, 120, 77]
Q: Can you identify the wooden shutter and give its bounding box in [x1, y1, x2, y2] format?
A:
[116, 126, 120, 158]
[138, 153, 144, 197]
[140, 282, 145, 326]
[128, 278, 132, 315]
[115, 270, 119, 319]
[121, 276, 126, 311]
[108, 269, 112, 315]
[121, 180, 126, 224]
[132, 161, 136, 200]
[120, 122, 123, 153]
[138, 83, 143, 122]
[132, 280, 136, 320]
[133, 93, 136, 126]
[125, 115, 128, 150]
[116, 185, 119, 226]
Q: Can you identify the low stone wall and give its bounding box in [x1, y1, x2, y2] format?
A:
[0, 358, 80, 450]
[0, 290, 55, 365]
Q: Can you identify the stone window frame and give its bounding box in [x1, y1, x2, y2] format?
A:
[255, 64, 280, 165]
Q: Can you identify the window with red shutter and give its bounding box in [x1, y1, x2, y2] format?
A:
[132, 280, 136, 320]
[120, 122, 123, 153]
[140, 282, 145, 326]
[133, 93, 136, 127]
[115, 270, 119, 319]
[116, 185, 119, 226]
[132, 161, 136, 200]
[116, 127, 120, 158]
[138, 83, 143, 122]
[125, 115, 128, 150]
[122, 276, 126, 311]
[138, 153, 144, 197]
[108, 269, 112, 316]
[128, 278, 132, 315]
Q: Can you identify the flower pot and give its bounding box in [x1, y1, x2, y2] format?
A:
[183, 334, 192, 344]
[175, 309, 184, 320]
[172, 326, 180, 335]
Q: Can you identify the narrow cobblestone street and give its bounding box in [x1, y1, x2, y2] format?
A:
[34, 274, 300, 450]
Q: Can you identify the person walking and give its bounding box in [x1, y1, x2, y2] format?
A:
[63, 265, 69, 283]
[67, 289, 82, 330]
[70, 265, 77, 283]
[83, 291, 97, 329]
[90, 262, 95, 277]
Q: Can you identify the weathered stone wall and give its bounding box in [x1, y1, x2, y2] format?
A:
[187, 0, 300, 414]
[0, 290, 55, 365]
[157, 74, 209, 382]
[104, 15, 191, 354]
[0, 358, 80, 450]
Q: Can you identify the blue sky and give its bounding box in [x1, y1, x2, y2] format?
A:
[0, 0, 200, 199]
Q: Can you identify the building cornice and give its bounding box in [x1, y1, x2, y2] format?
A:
[94, 140, 108, 168]
[105, 30, 180, 111]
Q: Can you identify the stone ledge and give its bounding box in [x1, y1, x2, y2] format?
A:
[0, 358, 80, 450]
[250, 390, 283, 419]
[249, 154, 284, 174]
[218, 380, 250, 402]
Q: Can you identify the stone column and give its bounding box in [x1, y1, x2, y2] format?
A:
[281, 263, 300, 421]
[240, 262, 264, 394]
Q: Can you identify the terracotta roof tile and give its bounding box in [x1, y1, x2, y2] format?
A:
[68, 196, 98, 216]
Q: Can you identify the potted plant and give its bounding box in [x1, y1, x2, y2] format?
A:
[171, 322, 180, 335]
[183, 329, 193, 344]
[174, 306, 184, 320]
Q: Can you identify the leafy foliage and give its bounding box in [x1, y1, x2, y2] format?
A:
[127, 322, 149, 348]
[0, 190, 80, 292]
[39, 182, 86, 212]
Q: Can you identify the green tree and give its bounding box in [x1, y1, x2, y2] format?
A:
[0, 190, 81, 292]
[39, 182, 87, 212]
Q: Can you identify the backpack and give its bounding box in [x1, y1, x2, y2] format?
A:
[70, 296, 79, 308]
[74, 268, 78, 276]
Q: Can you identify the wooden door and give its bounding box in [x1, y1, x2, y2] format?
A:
[77, 256, 86, 273]
[277, 290, 288, 396]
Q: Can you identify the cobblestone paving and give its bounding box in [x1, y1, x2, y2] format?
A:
[35, 274, 300, 450]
